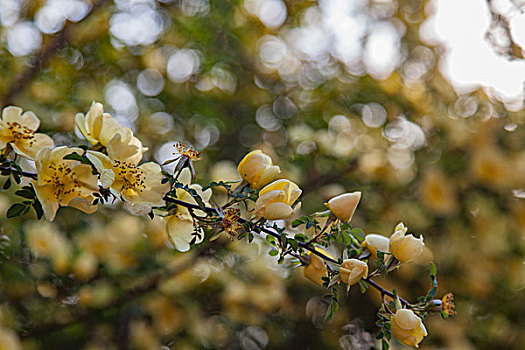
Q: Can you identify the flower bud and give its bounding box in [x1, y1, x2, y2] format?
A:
[255, 179, 301, 220]
[237, 150, 280, 189]
[362, 234, 390, 258]
[303, 250, 332, 286]
[324, 192, 361, 223]
[390, 309, 427, 348]
[339, 259, 368, 286]
[389, 223, 424, 263]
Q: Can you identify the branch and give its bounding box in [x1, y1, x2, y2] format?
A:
[0, 165, 38, 180]
[364, 277, 409, 306]
[1, 0, 111, 107]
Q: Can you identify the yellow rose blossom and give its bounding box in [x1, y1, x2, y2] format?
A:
[390, 308, 427, 348]
[237, 150, 280, 189]
[25, 221, 71, 274]
[303, 248, 333, 286]
[0, 106, 54, 160]
[165, 168, 212, 252]
[32, 146, 99, 221]
[75, 101, 132, 147]
[86, 133, 168, 215]
[389, 223, 425, 263]
[324, 191, 361, 223]
[0, 326, 22, 350]
[254, 179, 302, 220]
[339, 259, 368, 286]
[362, 233, 390, 258]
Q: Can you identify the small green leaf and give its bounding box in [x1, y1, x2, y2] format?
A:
[268, 249, 279, 256]
[430, 261, 437, 276]
[7, 203, 27, 218]
[15, 189, 35, 199]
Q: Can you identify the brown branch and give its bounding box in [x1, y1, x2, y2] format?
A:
[1, 0, 111, 107]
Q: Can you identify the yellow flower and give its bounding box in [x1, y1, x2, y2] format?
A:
[0, 106, 54, 160]
[339, 259, 368, 286]
[324, 192, 361, 223]
[389, 223, 425, 263]
[362, 234, 390, 258]
[75, 102, 131, 147]
[33, 146, 98, 221]
[303, 249, 333, 286]
[255, 179, 301, 220]
[166, 168, 212, 252]
[237, 150, 280, 189]
[86, 133, 168, 215]
[390, 309, 427, 348]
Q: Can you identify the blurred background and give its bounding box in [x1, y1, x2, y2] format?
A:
[0, 0, 525, 349]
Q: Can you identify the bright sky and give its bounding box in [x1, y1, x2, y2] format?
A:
[425, 0, 525, 104]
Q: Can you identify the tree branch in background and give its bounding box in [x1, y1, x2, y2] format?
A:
[1, 0, 111, 107]
[485, 0, 525, 60]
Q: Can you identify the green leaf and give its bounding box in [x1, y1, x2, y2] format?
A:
[2, 178, 11, 190]
[15, 189, 35, 199]
[7, 203, 27, 218]
[359, 280, 368, 294]
[430, 261, 437, 276]
[382, 339, 389, 350]
[64, 152, 91, 164]
[268, 249, 279, 256]
[266, 235, 276, 246]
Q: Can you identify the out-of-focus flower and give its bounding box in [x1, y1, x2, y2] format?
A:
[324, 192, 361, 223]
[166, 168, 212, 252]
[72, 251, 98, 280]
[390, 309, 427, 348]
[33, 146, 98, 221]
[420, 168, 457, 215]
[362, 234, 390, 258]
[25, 221, 71, 274]
[339, 259, 368, 286]
[470, 145, 510, 188]
[0, 326, 22, 350]
[0, 106, 53, 160]
[303, 249, 332, 286]
[75, 102, 129, 147]
[389, 223, 425, 263]
[255, 179, 301, 220]
[87, 133, 168, 215]
[237, 150, 280, 189]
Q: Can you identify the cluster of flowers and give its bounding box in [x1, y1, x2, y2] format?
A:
[1, 103, 453, 348]
[237, 148, 430, 348]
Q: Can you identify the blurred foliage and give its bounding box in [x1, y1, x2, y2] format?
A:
[0, 0, 524, 349]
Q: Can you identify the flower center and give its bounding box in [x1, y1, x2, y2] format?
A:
[7, 122, 35, 143]
[113, 160, 146, 192]
[45, 162, 81, 199]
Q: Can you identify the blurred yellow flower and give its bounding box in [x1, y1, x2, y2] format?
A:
[390, 308, 427, 348]
[420, 169, 457, 215]
[0, 106, 54, 160]
[255, 179, 302, 220]
[87, 133, 168, 215]
[0, 326, 21, 350]
[237, 150, 280, 189]
[166, 168, 212, 252]
[389, 223, 425, 263]
[362, 234, 390, 259]
[33, 146, 99, 221]
[339, 259, 368, 286]
[324, 191, 361, 222]
[25, 221, 71, 274]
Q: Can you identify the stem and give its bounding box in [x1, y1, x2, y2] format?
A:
[364, 277, 409, 306]
[0, 166, 38, 179]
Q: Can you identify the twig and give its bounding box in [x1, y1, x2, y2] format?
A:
[1, 0, 111, 107]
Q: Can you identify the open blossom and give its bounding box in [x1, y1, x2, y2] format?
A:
[87, 133, 168, 215]
[255, 179, 302, 220]
[237, 150, 280, 189]
[324, 192, 361, 223]
[339, 259, 368, 286]
[362, 234, 390, 258]
[165, 168, 212, 252]
[390, 309, 427, 348]
[33, 146, 98, 221]
[0, 106, 54, 160]
[75, 102, 137, 149]
[389, 223, 425, 263]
